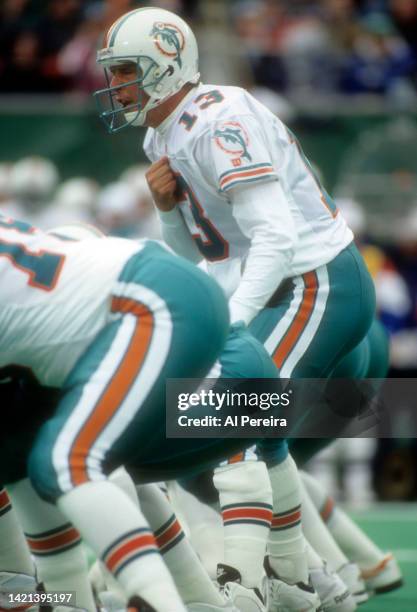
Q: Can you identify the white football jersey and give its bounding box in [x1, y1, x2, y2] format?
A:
[0, 216, 140, 387]
[144, 84, 353, 292]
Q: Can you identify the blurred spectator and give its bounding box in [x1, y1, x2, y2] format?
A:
[0, 30, 49, 93]
[231, 0, 287, 91]
[0, 0, 33, 62]
[338, 13, 416, 97]
[0, 0, 416, 100]
[380, 206, 417, 371]
[57, 4, 105, 95]
[389, 0, 417, 57]
[36, 0, 82, 57]
[196, 1, 252, 86]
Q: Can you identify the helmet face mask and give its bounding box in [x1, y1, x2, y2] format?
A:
[94, 8, 200, 133]
[94, 57, 166, 132]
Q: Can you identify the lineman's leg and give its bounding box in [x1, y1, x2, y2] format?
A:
[28, 245, 229, 611]
[214, 450, 273, 594]
[89, 468, 227, 610]
[0, 485, 37, 607]
[211, 324, 277, 594]
[138, 483, 227, 609]
[7, 479, 95, 612]
[301, 471, 403, 593]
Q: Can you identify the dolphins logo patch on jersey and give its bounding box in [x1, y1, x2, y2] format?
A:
[151, 22, 185, 68]
[214, 122, 252, 163]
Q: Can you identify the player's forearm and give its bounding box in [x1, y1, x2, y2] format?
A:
[229, 180, 296, 324]
[158, 208, 203, 264]
[229, 239, 293, 324]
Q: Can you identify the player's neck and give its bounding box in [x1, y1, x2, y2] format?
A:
[150, 83, 201, 133]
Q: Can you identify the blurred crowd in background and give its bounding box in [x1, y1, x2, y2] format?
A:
[1, 0, 417, 504]
[1, 0, 417, 102]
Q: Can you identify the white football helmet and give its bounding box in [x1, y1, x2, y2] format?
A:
[94, 7, 200, 132]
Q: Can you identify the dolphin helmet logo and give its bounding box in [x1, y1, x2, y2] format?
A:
[151, 22, 185, 68]
[214, 122, 252, 162]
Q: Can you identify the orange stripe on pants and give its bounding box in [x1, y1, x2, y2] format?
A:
[272, 272, 318, 370]
[69, 297, 154, 486]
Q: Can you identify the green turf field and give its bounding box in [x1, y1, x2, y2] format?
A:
[351, 504, 417, 611]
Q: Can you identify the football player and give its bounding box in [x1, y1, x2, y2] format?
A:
[0, 213, 230, 611]
[94, 8, 376, 612]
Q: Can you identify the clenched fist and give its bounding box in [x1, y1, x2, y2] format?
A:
[146, 157, 178, 212]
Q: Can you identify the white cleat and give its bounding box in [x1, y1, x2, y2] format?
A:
[264, 559, 321, 612]
[217, 564, 267, 612]
[310, 564, 356, 612]
[267, 578, 322, 612]
[360, 553, 403, 596]
[0, 572, 37, 609]
[223, 582, 266, 612]
[337, 563, 368, 605]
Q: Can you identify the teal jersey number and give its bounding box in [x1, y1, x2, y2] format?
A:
[0, 217, 65, 291]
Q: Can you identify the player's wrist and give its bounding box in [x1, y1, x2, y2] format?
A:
[157, 207, 183, 225]
[153, 197, 177, 212]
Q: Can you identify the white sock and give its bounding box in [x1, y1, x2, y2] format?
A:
[167, 482, 223, 580]
[33, 545, 94, 610]
[0, 487, 34, 576]
[138, 483, 224, 606]
[58, 481, 186, 612]
[301, 471, 383, 569]
[213, 460, 272, 590]
[267, 455, 309, 584]
[306, 540, 325, 569]
[300, 480, 348, 572]
[7, 479, 95, 612]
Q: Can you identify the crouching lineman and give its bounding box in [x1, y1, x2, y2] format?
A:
[0, 214, 230, 611]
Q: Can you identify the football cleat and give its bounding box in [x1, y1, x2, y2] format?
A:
[0, 572, 37, 609]
[337, 563, 368, 605]
[360, 553, 403, 596]
[309, 564, 356, 612]
[264, 558, 322, 612]
[217, 564, 267, 612]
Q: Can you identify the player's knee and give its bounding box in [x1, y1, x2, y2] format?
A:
[214, 460, 273, 505]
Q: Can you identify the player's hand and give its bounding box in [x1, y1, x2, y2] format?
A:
[146, 157, 178, 212]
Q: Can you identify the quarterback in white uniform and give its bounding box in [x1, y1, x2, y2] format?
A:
[94, 7, 376, 611]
